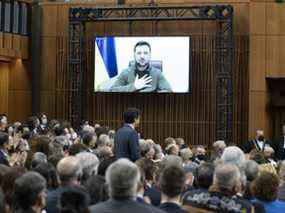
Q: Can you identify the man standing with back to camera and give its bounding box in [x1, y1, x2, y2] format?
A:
[114, 108, 141, 162]
[110, 41, 172, 92]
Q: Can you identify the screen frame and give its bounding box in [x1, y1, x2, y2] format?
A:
[93, 35, 192, 94]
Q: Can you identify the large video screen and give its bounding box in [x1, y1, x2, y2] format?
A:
[94, 36, 190, 93]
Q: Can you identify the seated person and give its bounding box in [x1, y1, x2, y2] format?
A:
[110, 41, 172, 92]
[183, 163, 254, 213]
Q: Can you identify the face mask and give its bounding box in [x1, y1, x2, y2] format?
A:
[258, 136, 264, 141]
[42, 118, 47, 125]
[196, 154, 206, 161]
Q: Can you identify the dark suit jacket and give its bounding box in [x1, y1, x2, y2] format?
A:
[159, 202, 187, 213]
[276, 136, 285, 160]
[0, 150, 9, 166]
[243, 139, 271, 153]
[114, 124, 140, 162]
[89, 199, 166, 213]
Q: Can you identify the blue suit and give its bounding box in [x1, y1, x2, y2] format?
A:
[114, 124, 140, 162]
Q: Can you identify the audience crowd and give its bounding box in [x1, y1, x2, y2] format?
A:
[0, 110, 285, 212]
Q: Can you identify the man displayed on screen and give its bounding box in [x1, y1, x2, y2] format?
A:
[110, 41, 172, 92]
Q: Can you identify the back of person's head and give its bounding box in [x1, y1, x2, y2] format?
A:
[27, 116, 39, 130]
[213, 163, 241, 193]
[35, 135, 52, 156]
[221, 146, 245, 170]
[60, 186, 90, 213]
[136, 158, 157, 182]
[48, 153, 64, 168]
[1, 167, 26, 208]
[84, 175, 108, 205]
[0, 132, 9, 147]
[251, 171, 279, 201]
[76, 152, 99, 184]
[180, 148, 193, 162]
[244, 160, 259, 182]
[30, 152, 47, 169]
[53, 124, 65, 136]
[13, 171, 46, 211]
[68, 143, 88, 156]
[94, 126, 108, 138]
[33, 162, 59, 190]
[164, 137, 176, 147]
[0, 164, 10, 186]
[57, 156, 82, 185]
[97, 157, 116, 177]
[82, 132, 96, 147]
[97, 134, 110, 147]
[196, 162, 215, 189]
[106, 158, 140, 200]
[252, 152, 267, 165]
[159, 165, 185, 198]
[159, 155, 183, 171]
[123, 108, 140, 124]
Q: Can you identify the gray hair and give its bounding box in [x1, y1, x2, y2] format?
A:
[213, 163, 241, 190]
[97, 134, 110, 147]
[57, 156, 82, 184]
[160, 155, 183, 170]
[221, 146, 245, 170]
[76, 152, 99, 183]
[106, 158, 140, 200]
[244, 160, 259, 182]
[180, 148, 193, 162]
[31, 152, 47, 169]
[14, 172, 46, 209]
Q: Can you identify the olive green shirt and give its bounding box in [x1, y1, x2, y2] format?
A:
[110, 66, 172, 92]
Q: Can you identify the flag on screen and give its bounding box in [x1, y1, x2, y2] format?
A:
[96, 37, 118, 78]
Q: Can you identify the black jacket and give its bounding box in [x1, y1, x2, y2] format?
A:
[89, 199, 166, 213]
[114, 124, 140, 162]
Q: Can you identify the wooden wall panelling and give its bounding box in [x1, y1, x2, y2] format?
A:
[249, 36, 266, 91]
[266, 36, 285, 77]
[20, 36, 29, 59]
[38, 1, 249, 147]
[266, 2, 285, 36]
[250, 1, 265, 35]
[0, 63, 9, 115]
[8, 90, 32, 122]
[8, 60, 32, 122]
[41, 5, 58, 37]
[41, 37, 57, 90]
[9, 60, 31, 91]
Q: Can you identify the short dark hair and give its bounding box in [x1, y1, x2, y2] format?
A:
[68, 143, 88, 156]
[13, 171, 46, 210]
[160, 165, 185, 198]
[32, 162, 59, 190]
[134, 41, 151, 53]
[82, 132, 96, 147]
[84, 175, 108, 205]
[0, 132, 9, 146]
[251, 171, 279, 201]
[196, 162, 215, 189]
[123, 108, 140, 124]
